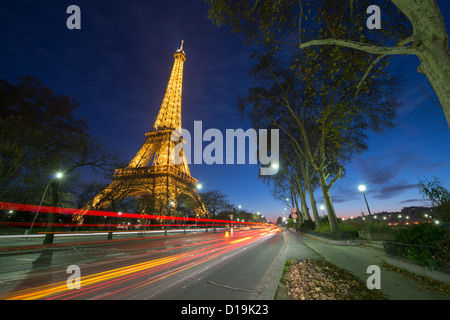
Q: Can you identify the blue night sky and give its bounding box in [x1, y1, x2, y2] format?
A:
[1, 1, 449, 223]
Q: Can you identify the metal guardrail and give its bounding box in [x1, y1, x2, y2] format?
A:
[382, 240, 449, 272]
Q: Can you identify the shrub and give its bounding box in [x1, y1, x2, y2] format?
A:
[361, 221, 393, 233]
[316, 223, 330, 233]
[340, 221, 363, 232]
[300, 220, 316, 231]
[419, 177, 450, 225]
[394, 222, 446, 247]
[388, 222, 449, 269]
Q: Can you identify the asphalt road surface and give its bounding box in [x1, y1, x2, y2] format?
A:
[0, 226, 284, 300]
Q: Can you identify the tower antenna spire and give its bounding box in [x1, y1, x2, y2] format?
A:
[180, 40, 184, 51]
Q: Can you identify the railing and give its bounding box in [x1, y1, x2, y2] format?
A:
[114, 165, 197, 184]
[383, 240, 449, 272]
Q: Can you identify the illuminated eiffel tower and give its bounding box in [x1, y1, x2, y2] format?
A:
[83, 41, 204, 216]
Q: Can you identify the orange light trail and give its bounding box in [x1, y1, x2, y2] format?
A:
[3, 227, 280, 300]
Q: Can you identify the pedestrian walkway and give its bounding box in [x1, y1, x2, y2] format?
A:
[284, 230, 449, 300]
[260, 230, 322, 299]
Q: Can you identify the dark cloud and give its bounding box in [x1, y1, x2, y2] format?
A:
[372, 182, 419, 200]
[400, 198, 426, 204]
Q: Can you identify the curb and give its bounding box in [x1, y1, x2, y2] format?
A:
[385, 256, 450, 283]
[259, 232, 289, 300]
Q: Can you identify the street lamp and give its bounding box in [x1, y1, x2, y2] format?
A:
[196, 183, 203, 190]
[320, 205, 325, 216]
[358, 185, 372, 217]
[28, 172, 64, 237]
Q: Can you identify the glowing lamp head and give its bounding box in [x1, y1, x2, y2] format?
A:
[197, 184, 202, 190]
[55, 172, 63, 179]
[358, 185, 366, 192]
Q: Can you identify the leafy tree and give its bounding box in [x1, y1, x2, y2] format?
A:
[0, 76, 87, 202]
[0, 76, 121, 244]
[419, 177, 450, 225]
[239, 47, 401, 232]
[208, 1, 404, 232]
[206, 0, 450, 129]
[199, 189, 231, 221]
[276, 216, 283, 226]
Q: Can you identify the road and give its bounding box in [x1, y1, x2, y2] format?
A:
[0, 226, 283, 300]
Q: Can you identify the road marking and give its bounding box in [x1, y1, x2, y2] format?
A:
[105, 253, 124, 257]
[206, 280, 256, 293]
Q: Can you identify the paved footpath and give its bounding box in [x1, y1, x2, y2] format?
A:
[260, 229, 321, 299]
[286, 230, 449, 300]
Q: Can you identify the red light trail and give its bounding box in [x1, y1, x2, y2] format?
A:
[0, 202, 268, 230]
[2, 226, 280, 300]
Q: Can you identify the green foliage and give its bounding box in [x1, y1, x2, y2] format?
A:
[280, 259, 294, 285]
[386, 223, 448, 269]
[338, 221, 361, 233]
[300, 219, 316, 230]
[361, 221, 393, 232]
[419, 177, 450, 225]
[394, 223, 446, 247]
[315, 222, 330, 233]
[308, 222, 359, 240]
[0, 76, 121, 205]
[287, 217, 299, 229]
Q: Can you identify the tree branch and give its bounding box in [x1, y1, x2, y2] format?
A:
[299, 38, 416, 55]
[355, 36, 413, 97]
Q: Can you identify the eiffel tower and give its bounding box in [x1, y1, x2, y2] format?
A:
[83, 41, 204, 216]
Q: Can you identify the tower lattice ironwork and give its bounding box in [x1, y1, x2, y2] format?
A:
[82, 41, 205, 217]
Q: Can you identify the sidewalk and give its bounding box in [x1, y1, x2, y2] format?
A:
[260, 230, 322, 299]
[283, 230, 449, 300]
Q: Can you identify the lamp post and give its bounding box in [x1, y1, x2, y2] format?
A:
[358, 185, 372, 217]
[42, 172, 65, 245]
[29, 172, 64, 238]
[28, 183, 50, 238]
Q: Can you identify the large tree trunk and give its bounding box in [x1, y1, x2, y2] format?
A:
[296, 180, 311, 221]
[307, 181, 321, 229]
[302, 160, 321, 228]
[392, 0, 450, 129]
[316, 169, 339, 232]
